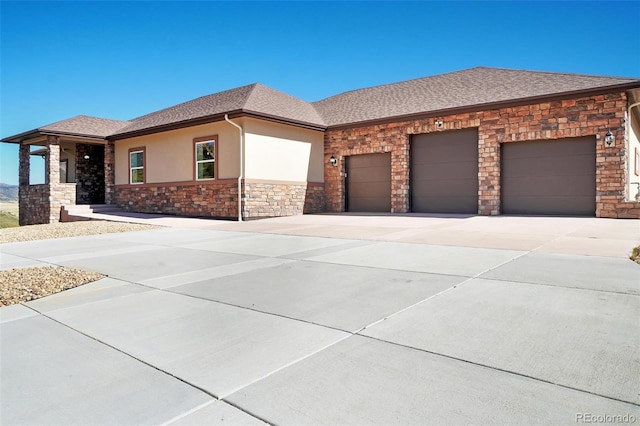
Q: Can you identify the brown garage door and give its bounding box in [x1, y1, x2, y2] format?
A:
[346, 153, 391, 212]
[411, 128, 479, 213]
[501, 137, 596, 216]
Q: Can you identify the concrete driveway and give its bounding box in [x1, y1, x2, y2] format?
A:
[1, 214, 639, 425]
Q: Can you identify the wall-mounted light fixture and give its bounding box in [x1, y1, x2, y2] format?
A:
[604, 130, 615, 147]
[83, 154, 90, 160]
[329, 155, 338, 167]
[435, 119, 444, 128]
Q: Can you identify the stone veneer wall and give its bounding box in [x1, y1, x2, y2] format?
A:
[114, 180, 325, 220]
[114, 180, 239, 218]
[325, 92, 640, 218]
[104, 141, 115, 205]
[243, 181, 325, 219]
[19, 135, 78, 225]
[49, 183, 77, 223]
[19, 182, 76, 226]
[19, 185, 49, 225]
[76, 144, 105, 204]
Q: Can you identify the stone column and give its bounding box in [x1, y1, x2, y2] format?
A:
[19, 143, 30, 186]
[45, 136, 61, 223]
[104, 141, 115, 204]
[45, 135, 60, 185]
[18, 143, 30, 225]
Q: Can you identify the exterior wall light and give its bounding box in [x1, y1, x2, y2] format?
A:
[329, 155, 338, 167]
[604, 130, 615, 147]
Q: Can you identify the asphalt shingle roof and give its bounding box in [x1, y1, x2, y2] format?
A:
[312, 67, 640, 127]
[40, 115, 130, 138]
[3, 67, 639, 143]
[114, 83, 325, 136]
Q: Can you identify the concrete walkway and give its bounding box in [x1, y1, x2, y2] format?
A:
[1, 215, 639, 425]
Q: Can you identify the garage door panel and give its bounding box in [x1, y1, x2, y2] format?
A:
[504, 138, 595, 159]
[411, 161, 477, 180]
[348, 166, 391, 183]
[503, 196, 595, 215]
[414, 144, 478, 163]
[502, 176, 595, 197]
[412, 196, 478, 214]
[347, 153, 391, 212]
[412, 178, 478, 197]
[501, 138, 595, 216]
[503, 155, 595, 176]
[411, 129, 479, 214]
[350, 181, 392, 198]
[348, 197, 392, 212]
[349, 153, 391, 168]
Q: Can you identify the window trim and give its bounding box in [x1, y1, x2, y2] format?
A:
[129, 147, 146, 185]
[194, 135, 218, 181]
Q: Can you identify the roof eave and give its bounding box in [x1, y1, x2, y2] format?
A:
[109, 109, 325, 140]
[39, 131, 109, 142]
[1, 129, 42, 144]
[1, 128, 109, 144]
[326, 81, 640, 130]
[241, 110, 326, 131]
[108, 110, 246, 140]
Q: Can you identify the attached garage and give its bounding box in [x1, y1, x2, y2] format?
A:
[410, 128, 479, 214]
[501, 137, 596, 216]
[346, 153, 391, 212]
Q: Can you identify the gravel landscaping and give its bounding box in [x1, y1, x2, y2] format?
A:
[0, 220, 159, 306]
[0, 266, 104, 306]
[0, 220, 158, 244]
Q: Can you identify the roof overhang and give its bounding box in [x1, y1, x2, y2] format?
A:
[326, 82, 640, 130]
[108, 109, 326, 141]
[1, 129, 108, 144]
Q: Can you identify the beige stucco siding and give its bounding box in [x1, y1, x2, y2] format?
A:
[628, 112, 640, 200]
[114, 121, 241, 185]
[243, 118, 324, 182]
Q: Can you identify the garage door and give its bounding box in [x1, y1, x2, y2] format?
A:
[501, 137, 596, 216]
[346, 153, 391, 212]
[411, 129, 479, 213]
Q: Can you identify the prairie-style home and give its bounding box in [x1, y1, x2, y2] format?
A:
[3, 67, 640, 225]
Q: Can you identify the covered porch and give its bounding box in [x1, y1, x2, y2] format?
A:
[17, 134, 115, 225]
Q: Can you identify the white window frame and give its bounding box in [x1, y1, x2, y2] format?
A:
[129, 149, 144, 185]
[195, 140, 216, 181]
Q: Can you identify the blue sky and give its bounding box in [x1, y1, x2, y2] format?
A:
[1, 1, 639, 185]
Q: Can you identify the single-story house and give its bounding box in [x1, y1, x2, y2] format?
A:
[3, 67, 640, 225]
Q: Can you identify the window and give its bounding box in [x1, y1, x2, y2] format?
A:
[60, 159, 68, 183]
[129, 148, 145, 184]
[195, 136, 216, 180]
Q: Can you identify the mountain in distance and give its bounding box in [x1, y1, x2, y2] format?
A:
[0, 183, 18, 201]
